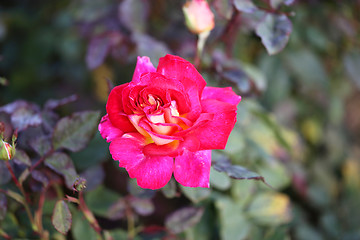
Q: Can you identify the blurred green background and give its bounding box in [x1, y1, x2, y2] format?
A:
[1, 0, 360, 239]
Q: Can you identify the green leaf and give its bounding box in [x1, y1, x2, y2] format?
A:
[86, 33, 120, 70]
[180, 185, 211, 203]
[80, 165, 105, 191]
[85, 186, 122, 217]
[52, 111, 101, 152]
[212, 156, 265, 182]
[71, 132, 109, 171]
[247, 192, 291, 226]
[19, 169, 30, 185]
[45, 152, 78, 189]
[221, 68, 251, 94]
[52, 200, 72, 235]
[256, 14, 292, 55]
[259, 56, 290, 107]
[263, 226, 290, 240]
[284, 49, 328, 87]
[216, 197, 251, 240]
[29, 135, 52, 156]
[11, 106, 42, 131]
[257, 160, 291, 190]
[129, 197, 154, 216]
[104, 229, 128, 240]
[233, 0, 258, 13]
[14, 149, 31, 166]
[165, 207, 204, 234]
[184, 205, 213, 240]
[31, 170, 50, 187]
[119, 0, 149, 33]
[44, 95, 78, 110]
[251, 110, 291, 151]
[107, 199, 126, 220]
[6, 190, 25, 205]
[210, 167, 231, 191]
[72, 212, 97, 240]
[0, 212, 19, 237]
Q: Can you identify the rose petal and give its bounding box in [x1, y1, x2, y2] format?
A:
[98, 114, 123, 142]
[131, 56, 156, 84]
[132, 72, 192, 115]
[128, 155, 174, 189]
[173, 112, 213, 137]
[128, 114, 151, 137]
[149, 121, 181, 135]
[147, 113, 165, 124]
[174, 149, 211, 188]
[201, 87, 241, 105]
[139, 118, 183, 145]
[157, 54, 206, 95]
[157, 55, 205, 120]
[107, 84, 137, 132]
[188, 99, 238, 150]
[109, 134, 147, 170]
[183, 85, 202, 121]
[123, 85, 144, 114]
[143, 141, 180, 157]
[136, 72, 185, 92]
[110, 134, 174, 189]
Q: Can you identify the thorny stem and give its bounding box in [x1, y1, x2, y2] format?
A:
[5, 161, 38, 233]
[29, 149, 54, 173]
[4, 161, 50, 239]
[78, 192, 104, 240]
[35, 191, 49, 240]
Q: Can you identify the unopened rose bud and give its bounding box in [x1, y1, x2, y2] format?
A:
[73, 177, 87, 192]
[0, 139, 15, 161]
[183, 0, 215, 34]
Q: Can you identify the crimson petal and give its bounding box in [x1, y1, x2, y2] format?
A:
[174, 150, 211, 188]
[201, 87, 241, 105]
[157, 54, 206, 95]
[188, 99, 238, 150]
[98, 114, 124, 142]
[131, 56, 156, 84]
[110, 134, 174, 189]
[106, 84, 137, 132]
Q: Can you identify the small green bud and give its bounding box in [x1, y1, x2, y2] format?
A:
[73, 177, 87, 192]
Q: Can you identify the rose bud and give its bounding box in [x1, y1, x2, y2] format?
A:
[183, 0, 215, 34]
[99, 55, 241, 189]
[0, 139, 15, 161]
[73, 177, 87, 192]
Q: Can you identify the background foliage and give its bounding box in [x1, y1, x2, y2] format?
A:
[1, 0, 360, 239]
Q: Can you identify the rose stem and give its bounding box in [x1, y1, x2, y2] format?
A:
[5, 161, 38, 234]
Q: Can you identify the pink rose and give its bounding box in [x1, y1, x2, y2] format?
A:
[99, 55, 241, 189]
[183, 0, 215, 34]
